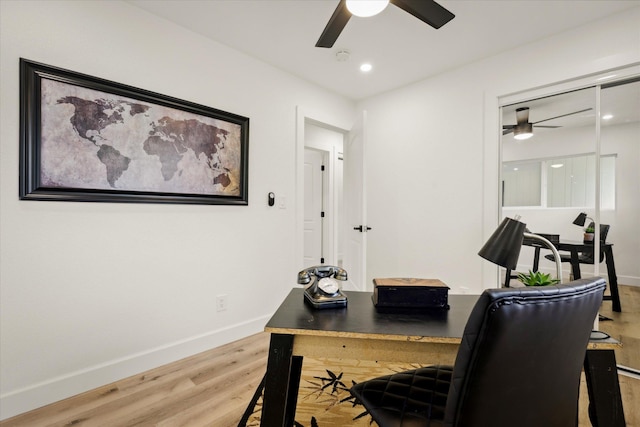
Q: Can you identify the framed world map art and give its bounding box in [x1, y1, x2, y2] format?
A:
[19, 58, 249, 205]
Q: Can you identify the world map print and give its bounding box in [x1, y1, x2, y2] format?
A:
[40, 78, 243, 196]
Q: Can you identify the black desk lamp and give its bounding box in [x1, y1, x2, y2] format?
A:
[479, 216, 563, 282]
[573, 212, 594, 228]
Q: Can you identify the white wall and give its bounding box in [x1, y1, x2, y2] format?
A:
[2, 0, 639, 420]
[0, 0, 355, 419]
[358, 8, 640, 293]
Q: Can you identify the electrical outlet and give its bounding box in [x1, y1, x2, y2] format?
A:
[216, 295, 228, 312]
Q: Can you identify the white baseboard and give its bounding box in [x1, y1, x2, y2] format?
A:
[0, 315, 270, 421]
[616, 274, 640, 287]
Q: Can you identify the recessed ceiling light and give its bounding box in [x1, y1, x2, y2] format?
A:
[360, 63, 373, 72]
[551, 163, 564, 169]
[602, 114, 614, 120]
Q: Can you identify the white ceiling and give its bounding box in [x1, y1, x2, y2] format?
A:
[126, 0, 639, 100]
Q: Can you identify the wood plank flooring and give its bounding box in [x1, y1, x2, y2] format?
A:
[0, 333, 270, 427]
[2, 285, 638, 427]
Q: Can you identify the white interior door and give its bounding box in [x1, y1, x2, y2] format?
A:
[342, 111, 367, 290]
[303, 148, 324, 267]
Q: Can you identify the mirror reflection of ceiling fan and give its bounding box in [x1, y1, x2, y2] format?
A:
[503, 107, 593, 140]
[316, 0, 455, 48]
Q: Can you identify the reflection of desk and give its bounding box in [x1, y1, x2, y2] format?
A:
[259, 288, 623, 427]
[513, 238, 621, 312]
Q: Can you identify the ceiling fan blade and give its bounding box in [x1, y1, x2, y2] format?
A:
[390, 0, 455, 29]
[533, 108, 593, 125]
[316, 0, 351, 48]
[533, 125, 561, 129]
[503, 128, 515, 135]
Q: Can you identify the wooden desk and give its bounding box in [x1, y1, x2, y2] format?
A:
[259, 288, 624, 427]
[527, 239, 621, 312]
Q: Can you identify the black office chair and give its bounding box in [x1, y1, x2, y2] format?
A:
[544, 223, 610, 266]
[350, 277, 606, 427]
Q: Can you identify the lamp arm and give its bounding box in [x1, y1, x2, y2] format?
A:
[523, 232, 563, 283]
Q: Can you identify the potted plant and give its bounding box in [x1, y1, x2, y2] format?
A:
[583, 225, 595, 243]
[517, 270, 560, 287]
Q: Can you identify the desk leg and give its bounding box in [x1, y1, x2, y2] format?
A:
[603, 247, 622, 312]
[285, 356, 303, 424]
[570, 250, 582, 280]
[583, 350, 625, 427]
[262, 333, 300, 427]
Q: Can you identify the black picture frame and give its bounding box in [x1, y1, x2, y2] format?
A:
[20, 59, 249, 205]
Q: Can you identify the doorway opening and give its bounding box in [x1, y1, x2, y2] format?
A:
[296, 108, 367, 291]
[303, 122, 344, 269]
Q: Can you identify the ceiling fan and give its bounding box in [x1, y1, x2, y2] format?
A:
[503, 107, 593, 140]
[316, 0, 455, 48]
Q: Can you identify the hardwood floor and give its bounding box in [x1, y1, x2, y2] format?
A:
[0, 333, 270, 427]
[2, 285, 638, 427]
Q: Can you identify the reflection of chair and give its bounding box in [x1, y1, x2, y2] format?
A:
[544, 223, 610, 266]
[350, 278, 606, 427]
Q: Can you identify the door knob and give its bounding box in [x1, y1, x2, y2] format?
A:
[353, 225, 372, 232]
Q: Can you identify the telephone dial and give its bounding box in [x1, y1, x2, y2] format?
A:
[297, 265, 348, 309]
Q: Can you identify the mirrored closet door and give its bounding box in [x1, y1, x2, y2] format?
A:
[499, 75, 639, 319]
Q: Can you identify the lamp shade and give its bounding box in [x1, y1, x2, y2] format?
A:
[573, 212, 587, 226]
[478, 217, 526, 270]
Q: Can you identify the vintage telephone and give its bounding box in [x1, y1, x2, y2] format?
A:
[297, 265, 348, 309]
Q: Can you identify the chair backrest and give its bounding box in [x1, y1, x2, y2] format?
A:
[585, 222, 610, 243]
[443, 277, 606, 427]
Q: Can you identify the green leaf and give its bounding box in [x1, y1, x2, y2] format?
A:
[517, 270, 560, 286]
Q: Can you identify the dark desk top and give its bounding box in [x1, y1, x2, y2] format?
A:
[265, 288, 621, 348]
[265, 288, 477, 342]
[524, 236, 612, 251]
[555, 240, 613, 251]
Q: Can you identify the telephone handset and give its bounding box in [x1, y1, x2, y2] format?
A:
[297, 265, 348, 309]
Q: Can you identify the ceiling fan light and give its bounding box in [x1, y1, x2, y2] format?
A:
[514, 123, 533, 140]
[345, 0, 389, 17]
[514, 132, 533, 141]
